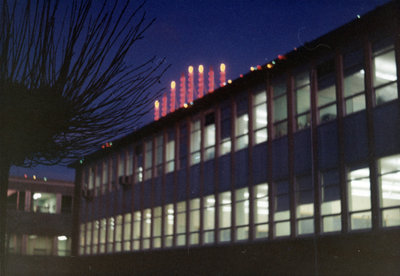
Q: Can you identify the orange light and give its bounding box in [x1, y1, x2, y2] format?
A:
[183, 103, 188, 108]
[198, 65, 204, 73]
[188, 66, 194, 74]
[220, 63, 226, 72]
[228, 79, 232, 84]
[250, 66, 255, 71]
[267, 63, 273, 69]
[171, 81, 176, 90]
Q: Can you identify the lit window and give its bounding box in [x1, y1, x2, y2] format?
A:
[347, 166, 371, 230]
[166, 129, 175, 173]
[190, 119, 201, 165]
[107, 217, 115, 253]
[134, 145, 143, 183]
[294, 71, 311, 130]
[252, 89, 268, 144]
[274, 180, 290, 237]
[57, 235, 71, 256]
[220, 104, 231, 155]
[132, 211, 141, 250]
[189, 198, 201, 245]
[235, 96, 249, 150]
[343, 49, 366, 114]
[92, 220, 99, 254]
[254, 183, 269, 239]
[373, 39, 397, 105]
[317, 59, 337, 123]
[176, 201, 186, 246]
[218, 191, 231, 242]
[123, 213, 131, 251]
[272, 77, 287, 138]
[85, 222, 92, 254]
[99, 218, 106, 253]
[152, 206, 162, 248]
[142, 209, 151, 249]
[203, 195, 215, 244]
[295, 175, 314, 235]
[163, 204, 174, 247]
[115, 215, 123, 252]
[79, 224, 85, 255]
[204, 113, 216, 161]
[235, 187, 249, 241]
[31, 192, 57, 214]
[321, 170, 342, 233]
[378, 155, 400, 227]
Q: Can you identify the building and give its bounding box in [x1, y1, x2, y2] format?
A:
[7, 176, 73, 256]
[71, 2, 400, 275]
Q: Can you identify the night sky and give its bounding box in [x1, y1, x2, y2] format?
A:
[10, 0, 392, 181]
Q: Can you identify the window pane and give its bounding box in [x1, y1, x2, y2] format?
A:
[348, 167, 371, 212]
[296, 85, 311, 114]
[273, 95, 287, 122]
[350, 211, 371, 230]
[322, 215, 341, 233]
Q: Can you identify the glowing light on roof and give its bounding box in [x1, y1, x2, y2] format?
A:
[267, 64, 273, 69]
[188, 66, 194, 74]
[250, 66, 255, 71]
[220, 63, 226, 72]
[171, 81, 176, 90]
[198, 65, 204, 73]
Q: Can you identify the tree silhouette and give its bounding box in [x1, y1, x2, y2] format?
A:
[0, 0, 168, 274]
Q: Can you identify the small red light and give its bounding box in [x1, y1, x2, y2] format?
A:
[257, 65, 262, 70]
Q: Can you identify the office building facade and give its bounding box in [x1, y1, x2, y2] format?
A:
[72, 2, 400, 275]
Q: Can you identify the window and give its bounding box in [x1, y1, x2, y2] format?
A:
[7, 190, 25, 211]
[189, 198, 201, 245]
[378, 155, 400, 227]
[134, 145, 143, 183]
[132, 211, 141, 250]
[321, 170, 342, 233]
[295, 175, 314, 235]
[164, 204, 174, 247]
[107, 217, 115, 252]
[272, 77, 287, 138]
[166, 129, 175, 173]
[155, 135, 164, 177]
[176, 201, 186, 246]
[220, 103, 232, 155]
[26, 235, 53, 256]
[235, 95, 249, 150]
[88, 166, 94, 191]
[57, 236, 71, 256]
[118, 152, 125, 179]
[123, 213, 131, 251]
[254, 183, 269, 239]
[85, 222, 92, 254]
[294, 71, 311, 130]
[343, 49, 366, 114]
[218, 191, 231, 242]
[111, 155, 117, 190]
[101, 160, 108, 194]
[61, 195, 72, 213]
[99, 218, 106, 253]
[143, 209, 151, 249]
[144, 140, 153, 180]
[373, 39, 397, 105]
[274, 180, 290, 237]
[92, 220, 99, 254]
[115, 215, 122, 252]
[31, 192, 57, 214]
[317, 59, 337, 123]
[235, 187, 249, 241]
[179, 122, 188, 169]
[204, 113, 216, 160]
[153, 206, 162, 248]
[79, 224, 85, 255]
[347, 166, 371, 230]
[127, 147, 133, 176]
[95, 163, 101, 195]
[203, 195, 215, 244]
[190, 119, 201, 165]
[253, 89, 268, 144]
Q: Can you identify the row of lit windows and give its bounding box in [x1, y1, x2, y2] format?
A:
[82, 38, 398, 196]
[79, 154, 400, 255]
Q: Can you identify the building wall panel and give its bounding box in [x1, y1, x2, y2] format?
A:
[235, 149, 249, 188]
[218, 155, 231, 192]
[343, 111, 368, 164]
[374, 102, 400, 157]
[203, 160, 215, 196]
[318, 121, 339, 169]
[252, 142, 268, 184]
[272, 137, 289, 180]
[293, 130, 312, 175]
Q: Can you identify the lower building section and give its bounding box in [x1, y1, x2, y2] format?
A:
[9, 229, 398, 276]
[8, 234, 71, 256]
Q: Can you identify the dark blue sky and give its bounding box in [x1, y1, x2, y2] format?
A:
[10, 0, 392, 181]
